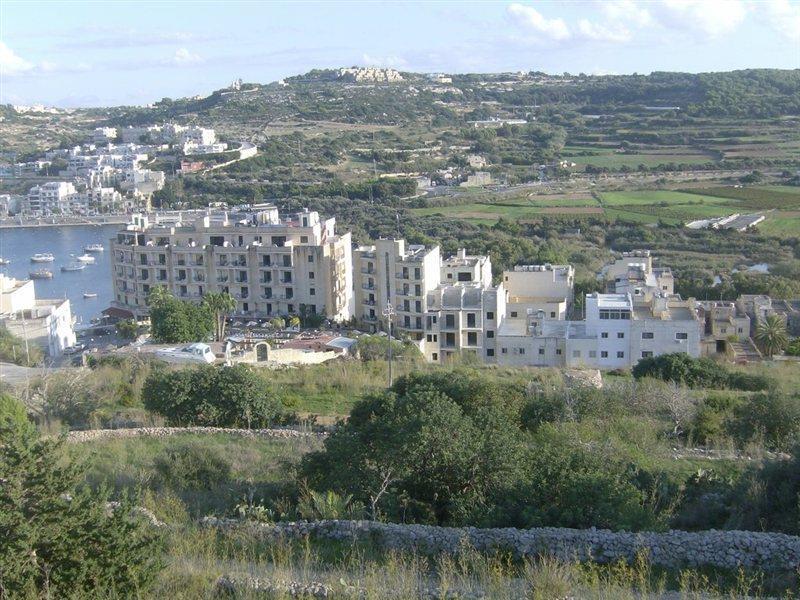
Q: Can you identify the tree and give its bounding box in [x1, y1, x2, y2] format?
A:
[301, 372, 526, 525]
[288, 315, 301, 328]
[202, 292, 236, 342]
[116, 319, 139, 340]
[148, 287, 213, 344]
[0, 406, 163, 596]
[142, 364, 284, 428]
[755, 314, 788, 358]
[270, 317, 286, 330]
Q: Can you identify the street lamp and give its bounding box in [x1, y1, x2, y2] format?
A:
[382, 303, 395, 387]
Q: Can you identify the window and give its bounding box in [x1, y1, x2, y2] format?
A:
[467, 313, 476, 327]
[642, 332, 654, 339]
[556, 348, 562, 355]
[550, 311, 556, 318]
[426, 334, 433, 342]
[589, 350, 597, 358]
[300, 236, 308, 243]
[601, 332, 609, 339]
[432, 353, 438, 361]
[486, 311, 494, 320]
[617, 332, 625, 339]
[676, 332, 688, 340]
[414, 268, 420, 279]
[642, 351, 653, 358]
[309, 272, 314, 280]
[467, 332, 477, 346]
[601, 351, 608, 358]
[487, 349, 494, 357]
[538, 348, 545, 355]
[308, 254, 314, 263]
[310, 288, 315, 296]
[572, 350, 581, 358]
[501, 348, 508, 354]
[617, 351, 625, 358]
[510, 311, 518, 318]
[486, 330, 494, 339]
[519, 348, 525, 355]
[445, 314, 455, 328]
[457, 272, 471, 282]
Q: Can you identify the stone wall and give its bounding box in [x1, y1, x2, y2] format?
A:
[201, 518, 800, 572]
[66, 426, 326, 443]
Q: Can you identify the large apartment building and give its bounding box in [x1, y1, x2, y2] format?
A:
[110, 205, 353, 321]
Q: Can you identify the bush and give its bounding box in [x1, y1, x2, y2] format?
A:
[0, 415, 163, 596]
[142, 364, 285, 427]
[632, 353, 770, 391]
[732, 392, 800, 451]
[729, 451, 800, 534]
[355, 334, 422, 362]
[153, 441, 232, 490]
[0, 327, 43, 366]
[0, 393, 30, 432]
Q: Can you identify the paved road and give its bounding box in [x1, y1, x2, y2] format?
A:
[0, 362, 67, 386]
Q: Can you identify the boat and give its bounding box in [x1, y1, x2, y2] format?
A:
[30, 253, 55, 263]
[0, 258, 10, 266]
[155, 343, 216, 365]
[83, 292, 98, 298]
[84, 244, 105, 252]
[76, 254, 96, 264]
[61, 262, 86, 272]
[29, 269, 53, 279]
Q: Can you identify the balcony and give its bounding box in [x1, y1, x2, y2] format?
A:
[216, 276, 229, 283]
[192, 275, 206, 283]
[362, 283, 375, 291]
[360, 268, 375, 275]
[362, 314, 378, 322]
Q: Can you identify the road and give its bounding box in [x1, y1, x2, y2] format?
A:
[0, 362, 67, 386]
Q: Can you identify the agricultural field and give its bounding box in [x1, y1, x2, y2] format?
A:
[563, 146, 716, 170]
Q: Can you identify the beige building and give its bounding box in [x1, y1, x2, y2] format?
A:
[352, 239, 441, 342]
[109, 205, 353, 321]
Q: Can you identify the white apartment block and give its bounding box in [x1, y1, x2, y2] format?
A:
[603, 250, 674, 298]
[109, 206, 353, 322]
[0, 274, 76, 357]
[25, 181, 78, 214]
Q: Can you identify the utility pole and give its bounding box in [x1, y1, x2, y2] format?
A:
[382, 302, 395, 387]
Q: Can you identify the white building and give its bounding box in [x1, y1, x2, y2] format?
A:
[25, 181, 78, 215]
[460, 171, 493, 187]
[0, 274, 76, 357]
[109, 206, 353, 322]
[92, 127, 118, 144]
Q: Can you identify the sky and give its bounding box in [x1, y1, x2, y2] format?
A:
[1, 0, 799, 108]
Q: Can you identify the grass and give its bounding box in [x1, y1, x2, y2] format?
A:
[566, 152, 715, 169]
[72, 433, 321, 517]
[756, 211, 800, 237]
[598, 190, 741, 207]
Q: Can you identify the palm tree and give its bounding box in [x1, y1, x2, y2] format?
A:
[202, 292, 236, 342]
[288, 315, 301, 329]
[755, 314, 788, 358]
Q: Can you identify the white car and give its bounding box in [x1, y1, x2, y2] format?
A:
[155, 343, 216, 365]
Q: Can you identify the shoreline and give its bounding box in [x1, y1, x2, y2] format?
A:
[0, 217, 130, 229]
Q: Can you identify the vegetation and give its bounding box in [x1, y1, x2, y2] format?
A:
[201, 292, 236, 342]
[754, 314, 789, 357]
[632, 353, 770, 391]
[142, 364, 289, 428]
[0, 396, 163, 597]
[0, 327, 43, 367]
[148, 287, 214, 344]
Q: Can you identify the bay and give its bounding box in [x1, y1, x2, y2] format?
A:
[0, 224, 120, 324]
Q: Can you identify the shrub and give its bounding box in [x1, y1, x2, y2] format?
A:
[0, 327, 43, 366]
[632, 353, 769, 391]
[153, 442, 232, 490]
[0, 415, 163, 596]
[732, 392, 800, 451]
[143, 364, 285, 427]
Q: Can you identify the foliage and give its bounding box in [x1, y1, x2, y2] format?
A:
[355, 334, 422, 362]
[296, 488, 364, 520]
[153, 441, 232, 490]
[201, 292, 236, 342]
[632, 353, 769, 391]
[754, 314, 788, 357]
[0, 393, 31, 432]
[148, 287, 214, 344]
[0, 418, 163, 596]
[732, 391, 800, 452]
[302, 371, 526, 525]
[142, 364, 286, 427]
[0, 327, 43, 366]
[117, 318, 140, 340]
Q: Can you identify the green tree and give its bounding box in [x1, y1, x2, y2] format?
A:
[754, 314, 788, 357]
[288, 315, 301, 328]
[202, 291, 236, 342]
[142, 364, 284, 428]
[116, 318, 139, 340]
[148, 287, 213, 344]
[270, 317, 286, 329]
[0, 413, 163, 596]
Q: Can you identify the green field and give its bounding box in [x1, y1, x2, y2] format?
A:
[756, 211, 800, 237]
[598, 190, 741, 207]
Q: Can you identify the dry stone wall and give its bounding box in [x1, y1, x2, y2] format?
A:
[201, 518, 800, 572]
[66, 426, 326, 442]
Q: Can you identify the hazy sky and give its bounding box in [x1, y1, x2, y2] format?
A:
[1, 1, 799, 107]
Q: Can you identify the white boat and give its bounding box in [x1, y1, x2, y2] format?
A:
[76, 254, 96, 264]
[29, 269, 53, 279]
[83, 292, 98, 298]
[155, 343, 216, 365]
[61, 262, 86, 272]
[84, 244, 105, 252]
[30, 253, 55, 263]
[0, 258, 10, 266]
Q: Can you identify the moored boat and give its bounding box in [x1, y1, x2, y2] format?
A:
[84, 244, 105, 252]
[0, 258, 10, 266]
[76, 254, 96, 264]
[61, 262, 86, 272]
[83, 292, 98, 298]
[30, 253, 55, 263]
[29, 269, 53, 279]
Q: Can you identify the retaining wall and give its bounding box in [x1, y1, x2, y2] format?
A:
[66, 426, 326, 442]
[201, 518, 800, 572]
